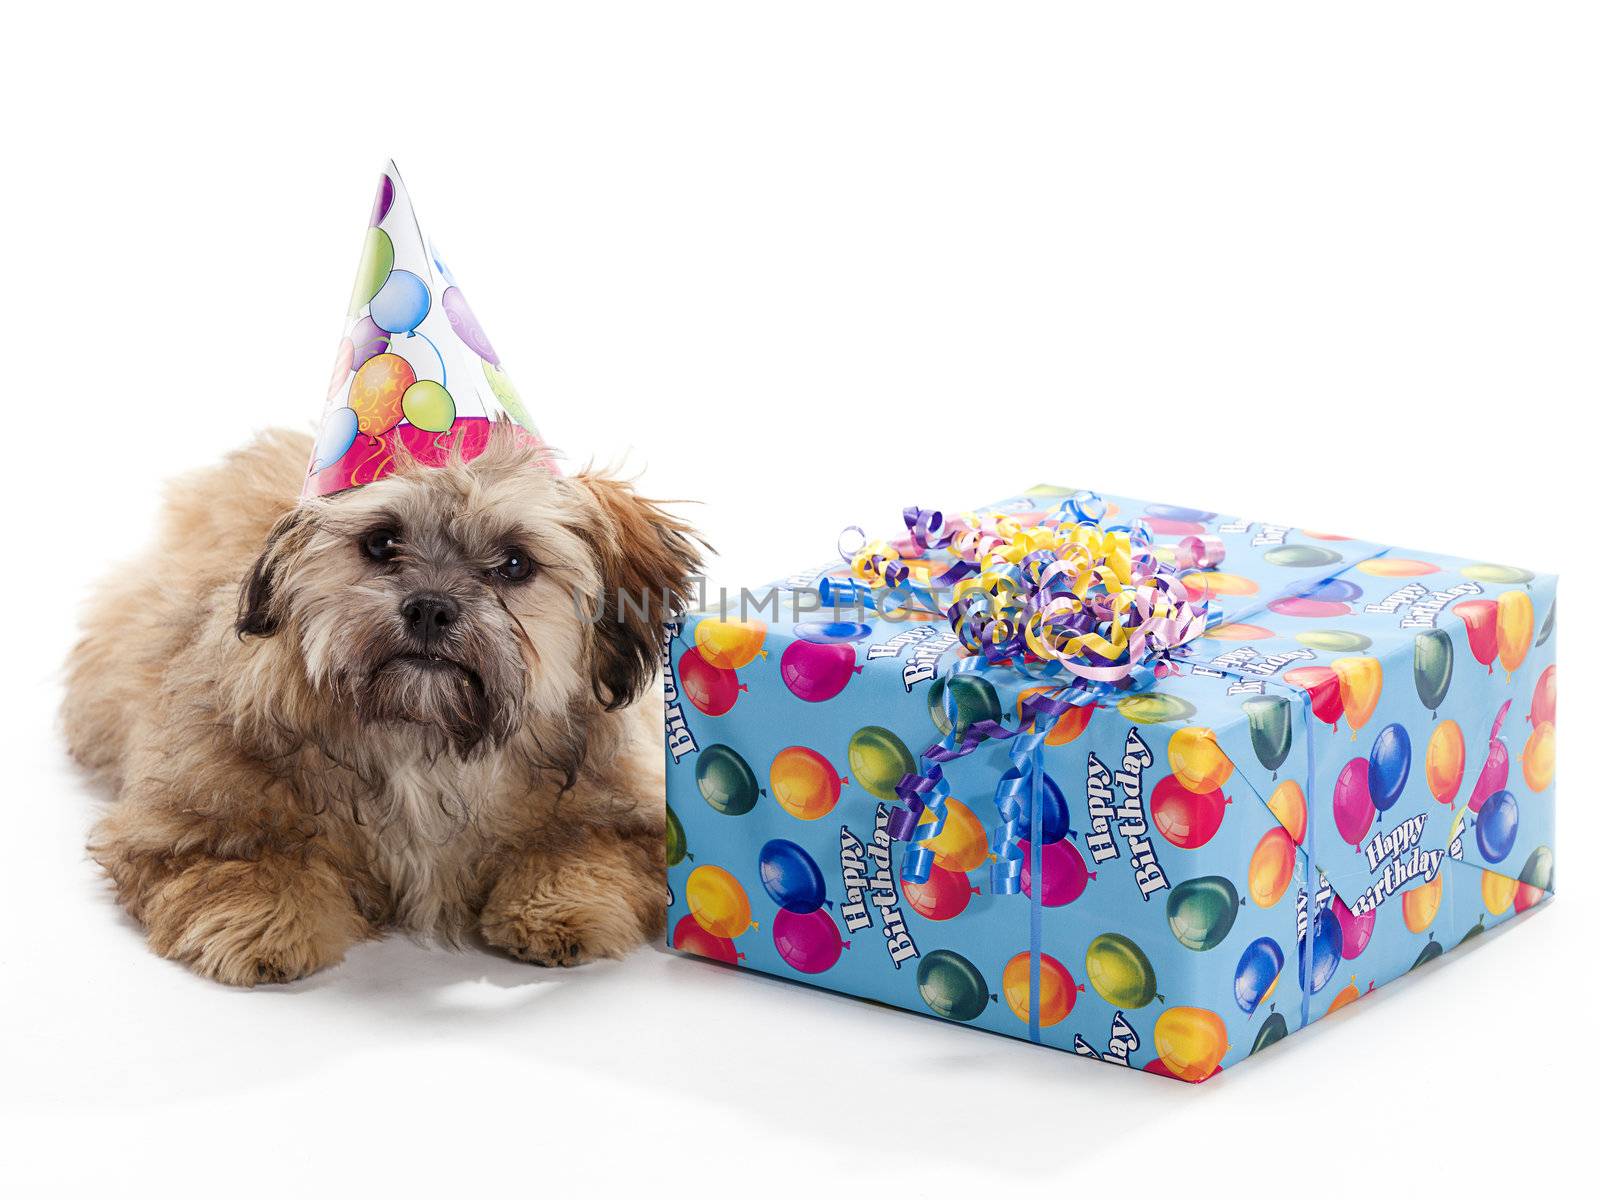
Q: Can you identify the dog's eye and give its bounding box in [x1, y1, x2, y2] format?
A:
[360, 529, 401, 562]
[494, 548, 536, 583]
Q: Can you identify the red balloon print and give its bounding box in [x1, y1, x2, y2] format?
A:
[1151, 774, 1229, 850]
[1530, 665, 1556, 727]
[671, 914, 739, 964]
[677, 648, 745, 716]
[1284, 665, 1345, 728]
[901, 864, 980, 921]
[1452, 599, 1501, 673]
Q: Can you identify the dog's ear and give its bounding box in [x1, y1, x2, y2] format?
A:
[237, 507, 312, 639]
[571, 473, 704, 711]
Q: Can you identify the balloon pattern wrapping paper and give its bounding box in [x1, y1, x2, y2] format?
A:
[663, 485, 1557, 1081]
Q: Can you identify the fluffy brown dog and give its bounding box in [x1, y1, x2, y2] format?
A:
[63, 423, 702, 985]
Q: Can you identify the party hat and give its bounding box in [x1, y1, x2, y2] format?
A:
[305, 161, 553, 498]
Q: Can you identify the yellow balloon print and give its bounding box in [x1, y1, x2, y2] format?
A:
[1331, 656, 1383, 736]
[695, 620, 768, 670]
[1402, 872, 1443, 934]
[686, 865, 753, 938]
[1522, 722, 1554, 792]
[1153, 1006, 1228, 1082]
[1168, 727, 1233, 794]
[916, 797, 989, 873]
[1497, 590, 1533, 676]
[1481, 868, 1518, 916]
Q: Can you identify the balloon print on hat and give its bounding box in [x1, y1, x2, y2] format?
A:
[350, 315, 392, 371]
[441, 286, 499, 364]
[1425, 720, 1466, 805]
[772, 908, 846, 973]
[901, 864, 980, 921]
[1168, 727, 1233, 794]
[1284, 665, 1344, 729]
[1002, 953, 1082, 1027]
[402, 380, 456, 433]
[916, 949, 990, 1022]
[1248, 828, 1296, 908]
[671, 914, 739, 964]
[349, 226, 395, 315]
[1243, 696, 1293, 776]
[759, 839, 827, 913]
[928, 674, 1002, 737]
[1167, 876, 1241, 951]
[769, 746, 845, 820]
[1330, 894, 1376, 959]
[1300, 907, 1344, 994]
[781, 640, 861, 703]
[326, 338, 355, 401]
[311, 407, 360, 472]
[1402, 872, 1443, 933]
[1151, 775, 1229, 850]
[1233, 937, 1284, 1015]
[1333, 758, 1376, 847]
[1476, 790, 1519, 863]
[1267, 779, 1307, 844]
[1497, 590, 1534, 677]
[846, 726, 912, 801]
[1019, 838, 1093, 907]
[1085, 933, 1160, 1009]
[696, 744, 761, 815]
[369, 269, 431, 334]
[1515, 845, 1553, 912]
[482, 359, 536, 430]
[1331, 657, 1382, 737]
[349, 352, 414, 436]
[686, 865, 754, 939]
[695, 619, 768, 670]
[1153, 1007, 1229, 1082]
[1413, 629, 1454, 715]
[678, 648, 746, 716]
[1367, 724, 1411, 813]
[1452, 599, 1500, 674]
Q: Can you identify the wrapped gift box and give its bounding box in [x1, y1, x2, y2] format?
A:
[662, 485, 1556, 1081]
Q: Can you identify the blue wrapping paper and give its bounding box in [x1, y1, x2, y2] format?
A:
[662, 485, 1557, 1081]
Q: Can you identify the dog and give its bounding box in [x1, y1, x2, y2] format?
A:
[62, 422, 703, 985]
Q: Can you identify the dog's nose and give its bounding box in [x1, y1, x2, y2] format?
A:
[401, 592, 459, 646]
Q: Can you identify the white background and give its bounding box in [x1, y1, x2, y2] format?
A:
[3, 2, 1595, 1193]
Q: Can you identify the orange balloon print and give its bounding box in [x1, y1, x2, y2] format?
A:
[1153, 1007, 1229, 1082]
[1019, 688, 1094, 746]
[1496, 590, 1534, 676]
[1331, 657, 1383, 734]
[1356, 557, 1439, 578]
[1425, 720, 1466, 805]
[1267, 779, 1307, 844]
[1248, 827, 1296, 908]
[1001, 952, 1081, 1027]
[348, 352, 414, 436]
[1522, 722, 1554, 792]
[1402, 872, 1443, 934]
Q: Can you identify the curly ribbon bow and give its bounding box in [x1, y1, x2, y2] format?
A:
[846, 492, 1225, 1041]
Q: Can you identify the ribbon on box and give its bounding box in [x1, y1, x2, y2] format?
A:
[842, 492, 1225, 1041]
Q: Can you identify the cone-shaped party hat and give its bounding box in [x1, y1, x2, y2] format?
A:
[305, 161, 553, 497]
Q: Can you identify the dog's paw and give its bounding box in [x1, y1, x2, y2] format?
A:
[481, 916, 597, 968]
[480, 889, 656, 969]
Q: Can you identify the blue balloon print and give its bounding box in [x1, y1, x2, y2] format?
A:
[793, 621, 875, 644]
[1290, 577, 1364, 603]
[1299, 908, 1343, 995]
[1145, 503, 1216, 523]
[369, 269, 432, 333]
[1476, 790, 1520, 864]
[759, 839, 827, 913]
[1014, 773, 1070, 844]
[311, 406, 359, 471]
[1368, 724, 1411, 812]
[1234, 936, 1286, 1014]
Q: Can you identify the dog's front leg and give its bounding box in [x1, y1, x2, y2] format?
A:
[479, 828, 666, 967]
[92, 770, 371, 987]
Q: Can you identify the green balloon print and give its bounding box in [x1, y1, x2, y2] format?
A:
[1410, 939, 1445, 974]
[1263, 545, 1343, 568]
[848, 726, 915, 801]
[1536, 599, 1556, 648]
[1519, 845, 1554, 891]
[348, 227, 395, 315]
[1413, 629, 1454, 713]
[1251, 1012, 1289, 1055]
[665, 805, 687, 867]
[1462, 563, 1535, 585]
[1085, 933, 1159, 1009]
[1458, 915, 1487, 947]
[1116, 693, 1197, 725]
[928, 675, 1002, 738]
[695, 744, 760, 815]
[1242, 696, 1293, 774]
[1166, 875, 1241, 951]
[1296, 629, 1372, 653]
[916, 949, 990, 1022]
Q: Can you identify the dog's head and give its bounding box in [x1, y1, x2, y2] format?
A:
[237, 423, 702, 769]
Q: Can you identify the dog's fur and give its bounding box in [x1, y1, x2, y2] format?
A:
[62, 424, 702, 985]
